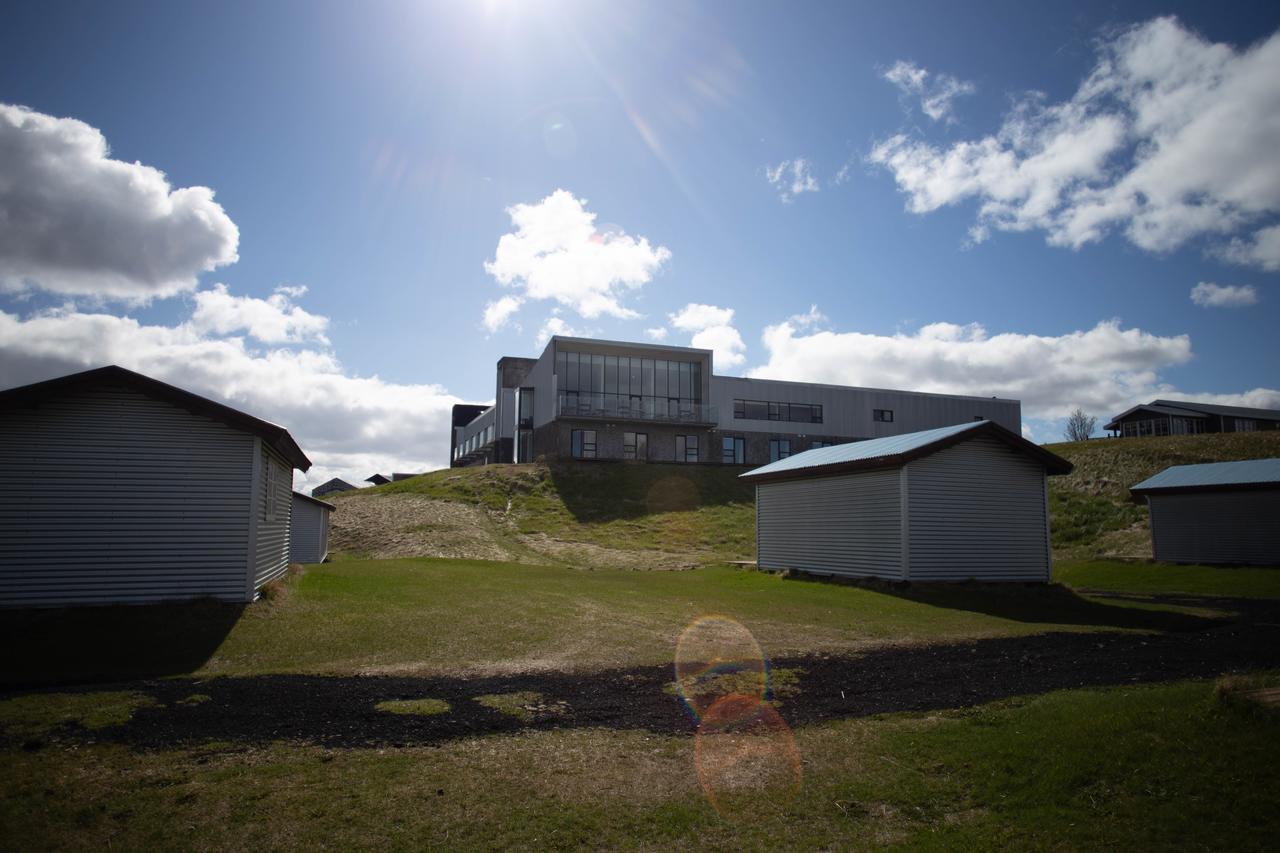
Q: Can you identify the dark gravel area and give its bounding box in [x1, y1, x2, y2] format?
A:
[9, 595, 1280, 751]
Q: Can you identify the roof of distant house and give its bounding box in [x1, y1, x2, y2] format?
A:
[0, 364, 310, 470]
[1130, 458, 1280, 496]
[740, 420, 1072, 483]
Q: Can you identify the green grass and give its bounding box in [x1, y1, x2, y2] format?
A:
[1057, 558, 1280, 599]
[0, 691, 158, 738]
[3, 559, 1211, 686]
[1046, 431, 1280, 559]
[3, 677, 1276, 850]
[375, 698, 450, 716]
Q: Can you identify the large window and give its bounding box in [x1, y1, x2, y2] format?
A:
[676, 434, 699, 463]
[571, 429, 597, 459]
[624, 432, 648, 460]
[1234, 418, 1258, 432]
[557, 350, 703, 418]
[733, 399, 823, 424]
[721, 435, 745, 464]
[873, 409, 894, 423]
[769, 439, 791, 462]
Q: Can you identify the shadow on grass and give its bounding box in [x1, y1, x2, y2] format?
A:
[781, 574, 1221, 633]
[0, 599, 245, 688]
[545, 461, 754, 523]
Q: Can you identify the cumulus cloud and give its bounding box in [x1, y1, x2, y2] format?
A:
[484, 189, 671, 320]
[746, 312, 1278, 420]
[189, 284, 329, 343]
[765, 158, 820, 203]
[669, 302, 746, 369]
[1190, 282, 1259, 308]
[644, 326, 668, 341]
[882, 60, 976, 122]
[869, 18, 1280, 267]
[0, 299, 462, 491]
[482, 295, 524, 333]
[534, 314, 593, 348]
[0, 103, 239, 300]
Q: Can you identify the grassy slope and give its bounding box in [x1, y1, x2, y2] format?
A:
[339, 432, 1280, 564]
[4, 678, 1277, 850]
[1046, 431, 1280, 558]
[3, 558, 1219, 686]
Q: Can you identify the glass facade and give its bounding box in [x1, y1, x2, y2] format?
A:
[556, 350, 705, 420]
[733, 399, 823, 423]
[1119, 417, 1206, 438]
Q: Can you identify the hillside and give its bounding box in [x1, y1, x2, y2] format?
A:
[328, 432, 1280, 567]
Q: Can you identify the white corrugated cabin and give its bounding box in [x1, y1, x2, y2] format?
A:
[741, 421, 1073, 582]
[290, 491, 334, 564]
[0, 365, 312, 606]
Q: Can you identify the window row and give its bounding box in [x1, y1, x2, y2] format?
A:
[455, 423, 495, 459]
[570, 430, 700, 462]
[557, 350, 702, 402]
[732, 399, 824, 424]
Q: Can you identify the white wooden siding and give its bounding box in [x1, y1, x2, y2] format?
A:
[905, 435, 1050, 581]
[755, 469, 903, 579]
[1148, 490, 1280, 565]
[0, 385, 255, 606]
[253, 444, 293, 590]
[290, 495, 330, 564]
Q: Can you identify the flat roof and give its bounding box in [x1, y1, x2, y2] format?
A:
[740, 420, 1072, 483]
[1130, 458, 1280, 495]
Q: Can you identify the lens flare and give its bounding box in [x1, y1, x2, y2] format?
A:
[675, 615, 803, 817]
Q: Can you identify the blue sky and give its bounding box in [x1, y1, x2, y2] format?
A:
[2, 0, 1277, 486]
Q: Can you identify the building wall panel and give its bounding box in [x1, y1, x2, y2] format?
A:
[905, 435, 1050, 581]
[253, 445, 294, 589]
[756, 469, 902, 579]
[0, 385, 255, 606]
[289, 495, 330, 564]
[1148, 490, 1280, 565]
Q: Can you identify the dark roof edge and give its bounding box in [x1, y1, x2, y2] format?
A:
[1130, 481, 1280, 498]
[292, 490, 336, 510]
[741, 420, 1073, 484]
[0, 365, 311, 471]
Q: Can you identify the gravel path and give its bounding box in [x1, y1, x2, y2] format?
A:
[12, 595, 1279, 751]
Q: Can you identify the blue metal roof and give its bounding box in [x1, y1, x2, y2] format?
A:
[740, 421, 990, 480]
[1130, 458, 1280, 492]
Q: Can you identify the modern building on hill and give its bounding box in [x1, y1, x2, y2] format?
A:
[365, 473, 391, 486]
[311, 477, 356, 497]
[1130, 459, 1280, 565]
[0, 365, 310, 606]
[451, 336, 1022, 467]
[1104, 399, 1280, 438]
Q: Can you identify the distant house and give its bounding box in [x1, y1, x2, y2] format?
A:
[290, 492, 334, 564]
[1130, 459, 1280, 565]
[741, 421, 1073, 582]
[365, 474, 391, 486]
[391, 472, 422, 482]
[0, 365, 311, 606]
[312, 478, 356, 497]
[1105, 400, 1280, 438]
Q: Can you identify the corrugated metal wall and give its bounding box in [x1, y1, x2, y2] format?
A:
[289, 495, 329, 564]
[1149, 490, 1280, 565]
[905, 435, 1050, 581]
[0, 385, 256, 606]
[253, 444, 293, 590]
[755, 469, 903, 579]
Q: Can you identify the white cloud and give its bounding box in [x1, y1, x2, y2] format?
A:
[0, 298, 462, 491]
[484, 189, 671, 320]
[1021, 423, 1036, 440]
[534, 315, 593, 348]
[869, 18, 1280, 267]
[883, 60, 976, 122]
[1190, 282, 1259, 308]
[745, 314, 1280, 421]
[765, 158, 820, 203]
[0, 103, 239, 301]
[644, 326, 668, 341]
[482, 295, 524, 333]
[189, 284, 329, 344]
[669, 302, 746, 369]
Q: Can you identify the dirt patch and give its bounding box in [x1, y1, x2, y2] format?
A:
[328, 494, 531, 562]
[516, 532, 702, 571]
[10, 595, 1278, 751]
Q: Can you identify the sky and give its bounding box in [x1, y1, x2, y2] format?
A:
[1, 0, 1278, 490]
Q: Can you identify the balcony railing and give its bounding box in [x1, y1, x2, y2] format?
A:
[556, 393, 718, 424]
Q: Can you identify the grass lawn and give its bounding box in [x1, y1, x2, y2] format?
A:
[3, 677, 1277, 850]
[2, 558, 1216, 686]
[1057, 558, 1280, 599]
